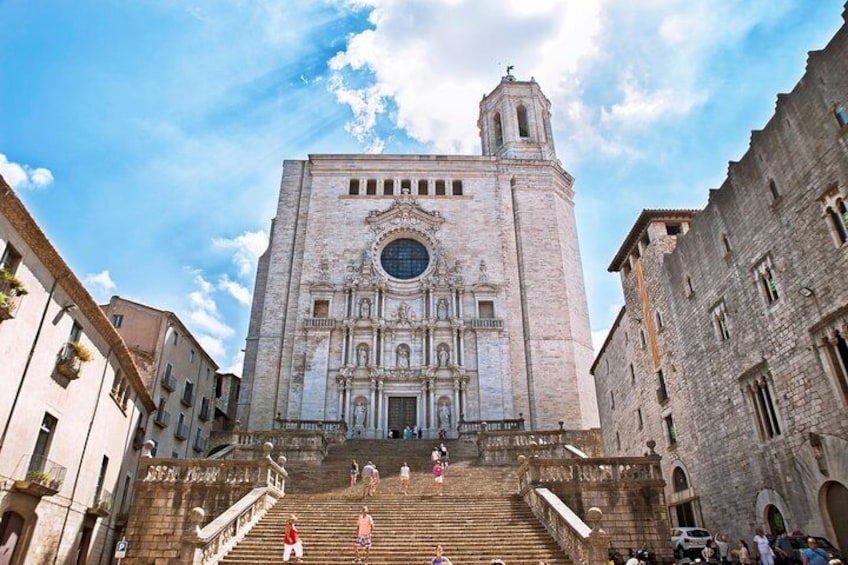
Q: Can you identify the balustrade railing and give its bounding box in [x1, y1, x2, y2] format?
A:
[475, 428, 604, 464]
[272, 419, 347, 433]
[139, 457, 287, 489]
[303, 318, 336, 329]
[468, 318, 505, 330]
[517, 456, 664, 494]
[458, 419, 524, 435]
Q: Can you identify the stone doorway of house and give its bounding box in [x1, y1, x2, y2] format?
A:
[387, 397, 416, 438]
[822, 481, 848, 552]
[0, 511, 25, 565]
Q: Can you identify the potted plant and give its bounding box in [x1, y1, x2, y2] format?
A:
[25, 470, 51, 485]
[0, 268, 27, 319]
[67, 341, 93, 362]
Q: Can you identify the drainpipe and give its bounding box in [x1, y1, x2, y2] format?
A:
[0, 273, 68, 455]
[52, 345, 113, 564]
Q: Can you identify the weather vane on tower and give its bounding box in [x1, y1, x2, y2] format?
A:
[505, 64, 515, 81]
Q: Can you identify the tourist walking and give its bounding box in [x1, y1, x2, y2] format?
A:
[400, 461, 410, 495]
[431, 544, 454, 565]
[715, 533, 730, 565]
[439, 442, 449, 467]
[431, 446, 441, 464]
[354, 506, 375, 564]
[433, 461, 444, 496]
[282, 515, 303, 564]
[369, 465, 380, 496]
[801, 538, 830, 565]
[738, 539, 752, 565]
[350, 459, 359, 487]
[775, 531, 795, 565]
[702, 540, 717, 564]
[754, 529, 775, 565]
[361, 461, 375, 498]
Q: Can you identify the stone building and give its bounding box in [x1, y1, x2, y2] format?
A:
[0, 177, 155, 563]
[592, 5, 848, 552]
[101, 296, 226, 458]
[240, 74, 599, 437]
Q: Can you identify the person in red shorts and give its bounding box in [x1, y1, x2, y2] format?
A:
[354, 506, 375, 564]
[282, 514, 302, 564]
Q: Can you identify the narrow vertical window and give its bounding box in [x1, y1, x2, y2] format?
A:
[768, 179, 780, 201]
[615, 432, 621, 451]
[435, 180, 446, 196]
[636, 408, 643, 430]
[712, 303, 731, 341]
[30, 413, 58, 474]
[721, 234, 732, 255]
[761, 266, 779, 303]
[664, 415, 677, 446]
[822, 330, 848, 404]
[746, 376, 782, 440]
[452, 180, 463, 195]
[517, 104, 529, 137]
[349, 179, 360, 196]
[418, 179, 428, 196]
[0, 243, 22, 273]
[111, 314, 124, 328]
[656, 310, 664, 330]
[610, 391, 615, 410]
[366, 180, 377, 195]
[657, 369, 669, 403]
[639, 329, 647, 349]
[493, 112, 503, 147]
[685, 275, 694, 296]
[629, 363, 636, 385]
[400, 179, 411, 193]
[383, 179, 394, 195]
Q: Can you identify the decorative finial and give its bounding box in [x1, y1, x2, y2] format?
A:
[505, 64, 515, 81]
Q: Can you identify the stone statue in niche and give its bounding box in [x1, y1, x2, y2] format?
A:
[359, 298, 371, 319]
[354, 402, 367, 429]
[436, 298, 449, 320]
[397, 302, 410, 321]
[357, 345, 369, 367]
[397, 345, 410, 368]
[478, 260, 489, 283]
[437, 345, 449, 368]
[438, 402, 451, 430]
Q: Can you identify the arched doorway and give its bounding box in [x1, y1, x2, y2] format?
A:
[0, 511, 25, 565]
[822, 481, 848, 551]
[765, 505, 785, 535]
[672, 466, 697, 527]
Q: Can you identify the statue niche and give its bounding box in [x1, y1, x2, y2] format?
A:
[396, 344, 411, 369]
[437, 344, 450, 368]
[436, 298, 449, 320]
[356, 344, 369, 367]
[359, 297, 372, 319]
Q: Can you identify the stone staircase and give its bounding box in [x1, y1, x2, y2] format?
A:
[220, 439, 571, 564]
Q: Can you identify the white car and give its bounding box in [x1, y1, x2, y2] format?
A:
[671, 527, 713, 558]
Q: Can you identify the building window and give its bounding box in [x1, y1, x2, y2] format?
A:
[364, 179, 376, 195]
[435, 180, 446, 196]
[744, 375, 782, 440]
[630, 363, 636, 385]
[615, 431, 621, 451]
[517, 105, 529, 137]
[383, 179, 394, 195]
[610, 391, 615, 410]
[0, 243, 22, 273]
[172, 331, 179, 346]
[657, 369, 669, 404]
[182, 380, 194, 407]
[768, 179, 780, 201]
[94, 456, 109, 504]
[349, 179, 360, 196]
[31, 413, 58, 474]
[827, 200, 848, 244]
[452, 180, 463, 196]
[835, 105, 848, 128]
[636, 408, 643, 430]
[664, 414, 677, 446]
[380, 238, 429, 280]
[656, 310, 664, 330]
[189, 349, 195, 363]
[754, 258, 779, 305]
[665, 223, 683, 236]
[493, 112, 503, 146]
[820, 327, 848, 405]
[685, 274, 694, 297]
[478, 300, 495, 319]
[672, 467, 689, 492]
[639, 329, 647, 349]
[400, 179, 411, 193]
[417, 179, 428, 195]
[313, 300, 329, 318]
[111, 314, 124, 328]
[215, 374, 223, 398]
[721, 233, 732, 255]
[712, 302, 731, 341]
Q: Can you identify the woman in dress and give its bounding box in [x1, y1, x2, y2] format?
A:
[350, 459, 359, 487]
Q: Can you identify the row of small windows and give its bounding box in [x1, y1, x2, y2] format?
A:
[349, 178, 463, 197]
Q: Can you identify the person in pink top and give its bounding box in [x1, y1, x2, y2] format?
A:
[433, 462, 444, 496]
[354, 505, 375, 564]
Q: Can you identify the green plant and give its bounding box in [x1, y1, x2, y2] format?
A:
[25, 470, 50, 483]
[94, 497, 111, 510]
[67, 341, 93, 363]
[0, 267, 27, 297]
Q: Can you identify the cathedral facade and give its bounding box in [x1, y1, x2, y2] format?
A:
[239, 76, 598, 437]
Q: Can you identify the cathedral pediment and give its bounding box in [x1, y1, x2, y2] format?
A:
[366, 193, 444, 235]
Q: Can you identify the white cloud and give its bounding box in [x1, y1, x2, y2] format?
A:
[592, 328, 610, 355]
[83, 270, 117, 304]
[196, 334, 226, 360]
[326, 0, 789, 161]
[223, 349, 245, 377]
[0, 154, 54, 190]
[218, 275, 252, 306]
[180, 273, 236, 364]
[212, 230, 268, 279]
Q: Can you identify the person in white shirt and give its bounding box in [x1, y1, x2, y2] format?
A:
[400, 462, 410, 495]
[754, 529, 774, 565]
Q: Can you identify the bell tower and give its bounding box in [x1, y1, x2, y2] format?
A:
[478, 72, 557, 161]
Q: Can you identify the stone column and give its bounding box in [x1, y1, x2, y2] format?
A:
[428, 378, 436, 431]
[341, 327, 349, 366]
[459, 379, 467, 421]
[457, 289, 464, 318]
[371, 329, 378, 368]
[337, 379, 345, 420]
[369, 379, 377, 431]
[419, 381, 427, 429]
[345, 379, 352, 427]
[453, 379, 461, 428]
[376, 379, 384, 435]
[458, 328, 465, 366]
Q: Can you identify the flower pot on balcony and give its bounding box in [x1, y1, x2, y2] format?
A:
[55, 342, 92, 379]
[0, 268, 27, 321]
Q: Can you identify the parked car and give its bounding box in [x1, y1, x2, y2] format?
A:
[671, 527, 713, 559]
[782, 536, 841, 563]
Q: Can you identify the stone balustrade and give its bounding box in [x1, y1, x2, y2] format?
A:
[234, 430, 331, 461]
[476, 428, 604, 464]
[457, 418, 524, 435]
[186, 487, 277, 564]
[517, 456, 664, 494]
[525, 487, 610, 565]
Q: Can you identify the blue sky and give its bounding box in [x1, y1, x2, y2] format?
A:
[1, 0, 844, 372]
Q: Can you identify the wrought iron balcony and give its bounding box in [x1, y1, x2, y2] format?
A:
[88, 489, 112, 517]
[175, 422, 189, 440]
[12, 454, 66, 498]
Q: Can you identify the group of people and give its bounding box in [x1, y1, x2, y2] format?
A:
[347, 443, 452, 499]
[402, 424, 423, 439]
[281, 506, 454, 565]
[689, 529, 843, 565]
